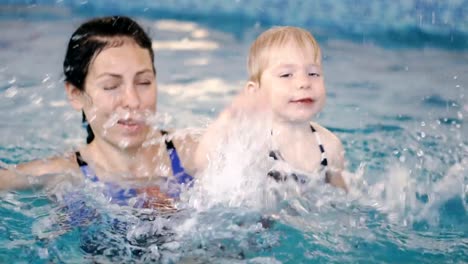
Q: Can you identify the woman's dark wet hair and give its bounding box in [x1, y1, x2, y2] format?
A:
[63, 16, 155, 144]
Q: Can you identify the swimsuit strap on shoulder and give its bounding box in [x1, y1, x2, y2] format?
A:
[160, 130, 194, 185]
[309, 125, 328, 169]
[74, 151, 138, 206]
[310, 125, 328, 176]
[75, 151, 99, 182]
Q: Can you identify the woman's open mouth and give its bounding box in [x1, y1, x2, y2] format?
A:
[117, 119, 145, 132]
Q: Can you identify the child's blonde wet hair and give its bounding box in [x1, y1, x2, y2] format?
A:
[247, 26, 321, 83]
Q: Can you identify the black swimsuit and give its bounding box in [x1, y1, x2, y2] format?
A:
[267, 125, 329, 183]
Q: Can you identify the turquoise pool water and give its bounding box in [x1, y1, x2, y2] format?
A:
[0, 1, 467, 263]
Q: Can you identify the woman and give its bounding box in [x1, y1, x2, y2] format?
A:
[0, 16, 197, 208]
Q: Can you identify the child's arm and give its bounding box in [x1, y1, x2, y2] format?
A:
[194, 88, 269, 172]
[326, 139, 348, 191]
[194, 110, 232, 172]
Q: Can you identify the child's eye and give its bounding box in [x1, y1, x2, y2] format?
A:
[308, 72, 321, 77]
[280, 73, 292, 78]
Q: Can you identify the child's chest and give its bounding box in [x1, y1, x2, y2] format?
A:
[275, 138, 325, 173]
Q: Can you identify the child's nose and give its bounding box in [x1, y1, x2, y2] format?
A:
[297, 74, 311, 89]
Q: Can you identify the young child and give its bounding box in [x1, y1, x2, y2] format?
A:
[195, 26, 347, 191]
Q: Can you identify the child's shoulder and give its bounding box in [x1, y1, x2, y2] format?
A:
[309, 121, 344, 157]
[310, 121, 341, 143]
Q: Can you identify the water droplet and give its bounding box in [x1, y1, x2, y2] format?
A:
[5, 87, 18, 98]
[420, 132, 426, 138]
[118, 140, 130, 149]
[37, 247, 49, 259]
[421, 121, 426, 127]
[42, 74, 51, 83]
[32, 97, 43, 105]
[457, 112, 463, 119]
[453, 75, 458, 79]
[417, 150, 424, 157]
[399, 156, 406, 162]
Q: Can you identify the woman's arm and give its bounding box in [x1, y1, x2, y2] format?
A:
[0, 156, 77, 190]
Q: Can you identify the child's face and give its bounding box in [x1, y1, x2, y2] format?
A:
[259, 40, 325, 123]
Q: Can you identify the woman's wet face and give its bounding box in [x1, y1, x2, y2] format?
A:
[81, 38, 157, 149]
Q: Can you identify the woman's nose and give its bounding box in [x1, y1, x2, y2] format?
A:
[122, 86, 141, 109]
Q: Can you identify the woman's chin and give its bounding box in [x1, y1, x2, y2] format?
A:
[103, 132, 150, 150]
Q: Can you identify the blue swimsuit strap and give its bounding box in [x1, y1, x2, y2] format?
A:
[160, 130, 194, 185]
[76, 152, 98, 182]
[75, 151, 138, 205]
[74, 131, 193, 201]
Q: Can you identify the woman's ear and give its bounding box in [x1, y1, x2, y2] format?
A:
[65, 83, 84, 110]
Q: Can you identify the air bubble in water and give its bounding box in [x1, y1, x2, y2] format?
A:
[417, 150, 424, 157]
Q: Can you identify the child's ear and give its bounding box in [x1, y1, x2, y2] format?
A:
[244, 81, 260, 93]
[65, 82, 84, 110]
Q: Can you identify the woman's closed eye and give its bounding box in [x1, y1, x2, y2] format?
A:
[103, 85, 119, 91]
[137, 80, 152, 86]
